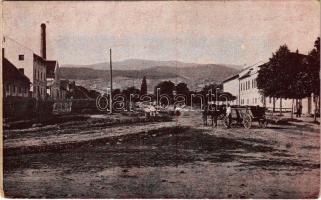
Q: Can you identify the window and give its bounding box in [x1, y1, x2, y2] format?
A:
[19, 54, 24, 61]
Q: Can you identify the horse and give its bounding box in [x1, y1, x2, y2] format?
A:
[203, 104, 226, 127]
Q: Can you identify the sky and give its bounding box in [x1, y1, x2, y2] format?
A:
[3, 1, 320, 67]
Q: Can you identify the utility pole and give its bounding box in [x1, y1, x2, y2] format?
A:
[109, 49, 113, 114]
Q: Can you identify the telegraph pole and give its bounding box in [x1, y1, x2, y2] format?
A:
[109, 49, 113, 114]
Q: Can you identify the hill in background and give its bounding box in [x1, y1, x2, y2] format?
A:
[60, 59, 239, 93]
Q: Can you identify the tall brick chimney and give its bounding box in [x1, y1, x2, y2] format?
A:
[40, 23, 46, 59]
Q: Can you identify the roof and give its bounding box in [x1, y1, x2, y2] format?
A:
[46, 60, 58, 78]
[3, 58, 30, 84]
[239, 68, 253, 80]
[222, 73, 239, 83]
[33, 53, 46, 63]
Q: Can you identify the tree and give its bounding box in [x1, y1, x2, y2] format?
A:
[112, 88, 121, 96]
[140, 76, 147, 95]
[200, 83, 222, 104]
[257, 45, 291, 98]
[176, 82, 190, 96]
[122, 86, 140, 102]
[306, 37, 320, 121]
[257, 45, 309, 116]
[154, 80, 175, 96]
[88, 90, 101, 99]
[201, 83, 222, 95]
[154, 81, 175, 105]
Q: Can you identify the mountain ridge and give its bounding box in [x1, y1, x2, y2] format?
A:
[60, 59, 240, 92]
[62, 58, 242, 70]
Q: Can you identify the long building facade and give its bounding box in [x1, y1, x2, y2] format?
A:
[222, 61, 317, 115]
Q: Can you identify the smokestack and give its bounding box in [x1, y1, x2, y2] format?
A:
[40, 23, 46, 59]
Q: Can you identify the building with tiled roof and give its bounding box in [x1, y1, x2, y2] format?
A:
[3, 57, 31, 98]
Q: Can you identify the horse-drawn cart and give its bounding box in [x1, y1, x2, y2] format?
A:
[223, 106, 268, 129]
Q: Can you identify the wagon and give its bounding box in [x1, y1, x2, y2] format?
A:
[222, 106, 268, 129]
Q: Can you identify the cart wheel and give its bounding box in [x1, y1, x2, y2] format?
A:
[243, 114, 252, 129]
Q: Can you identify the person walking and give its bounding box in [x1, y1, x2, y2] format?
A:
[296, 101, 302, 118]
[202, 104, 208, 125]
[209, 103, 218, 127]
[226, 103, 232, 128]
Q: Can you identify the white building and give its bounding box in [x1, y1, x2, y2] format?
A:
[222, 61, 317, 115]
[222, 74, 239, 105]
[3, 37, 47, 100]
[3, 23, 66, 102]
[239, 65, 262, 106]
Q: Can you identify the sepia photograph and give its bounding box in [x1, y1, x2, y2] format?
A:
[2, 0, 320, 198]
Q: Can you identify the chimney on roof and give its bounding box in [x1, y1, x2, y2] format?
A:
[40, 23, 46, 59]
[18, 68, 24, 74]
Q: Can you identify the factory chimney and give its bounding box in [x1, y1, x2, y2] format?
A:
[40, 23, 46, 59]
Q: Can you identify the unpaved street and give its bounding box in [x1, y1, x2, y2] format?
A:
[3, 111, 320, 198]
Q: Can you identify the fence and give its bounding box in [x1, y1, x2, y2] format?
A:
[3, 96, 53, 121]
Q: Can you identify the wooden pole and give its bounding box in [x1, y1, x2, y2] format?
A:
[110, 49, 113, 114]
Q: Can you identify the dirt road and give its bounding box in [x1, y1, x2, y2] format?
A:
[3, 111, 320, 198]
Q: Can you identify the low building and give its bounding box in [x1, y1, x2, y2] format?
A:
[46, 60, 66, 100]
[3, 57, 31, 98]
